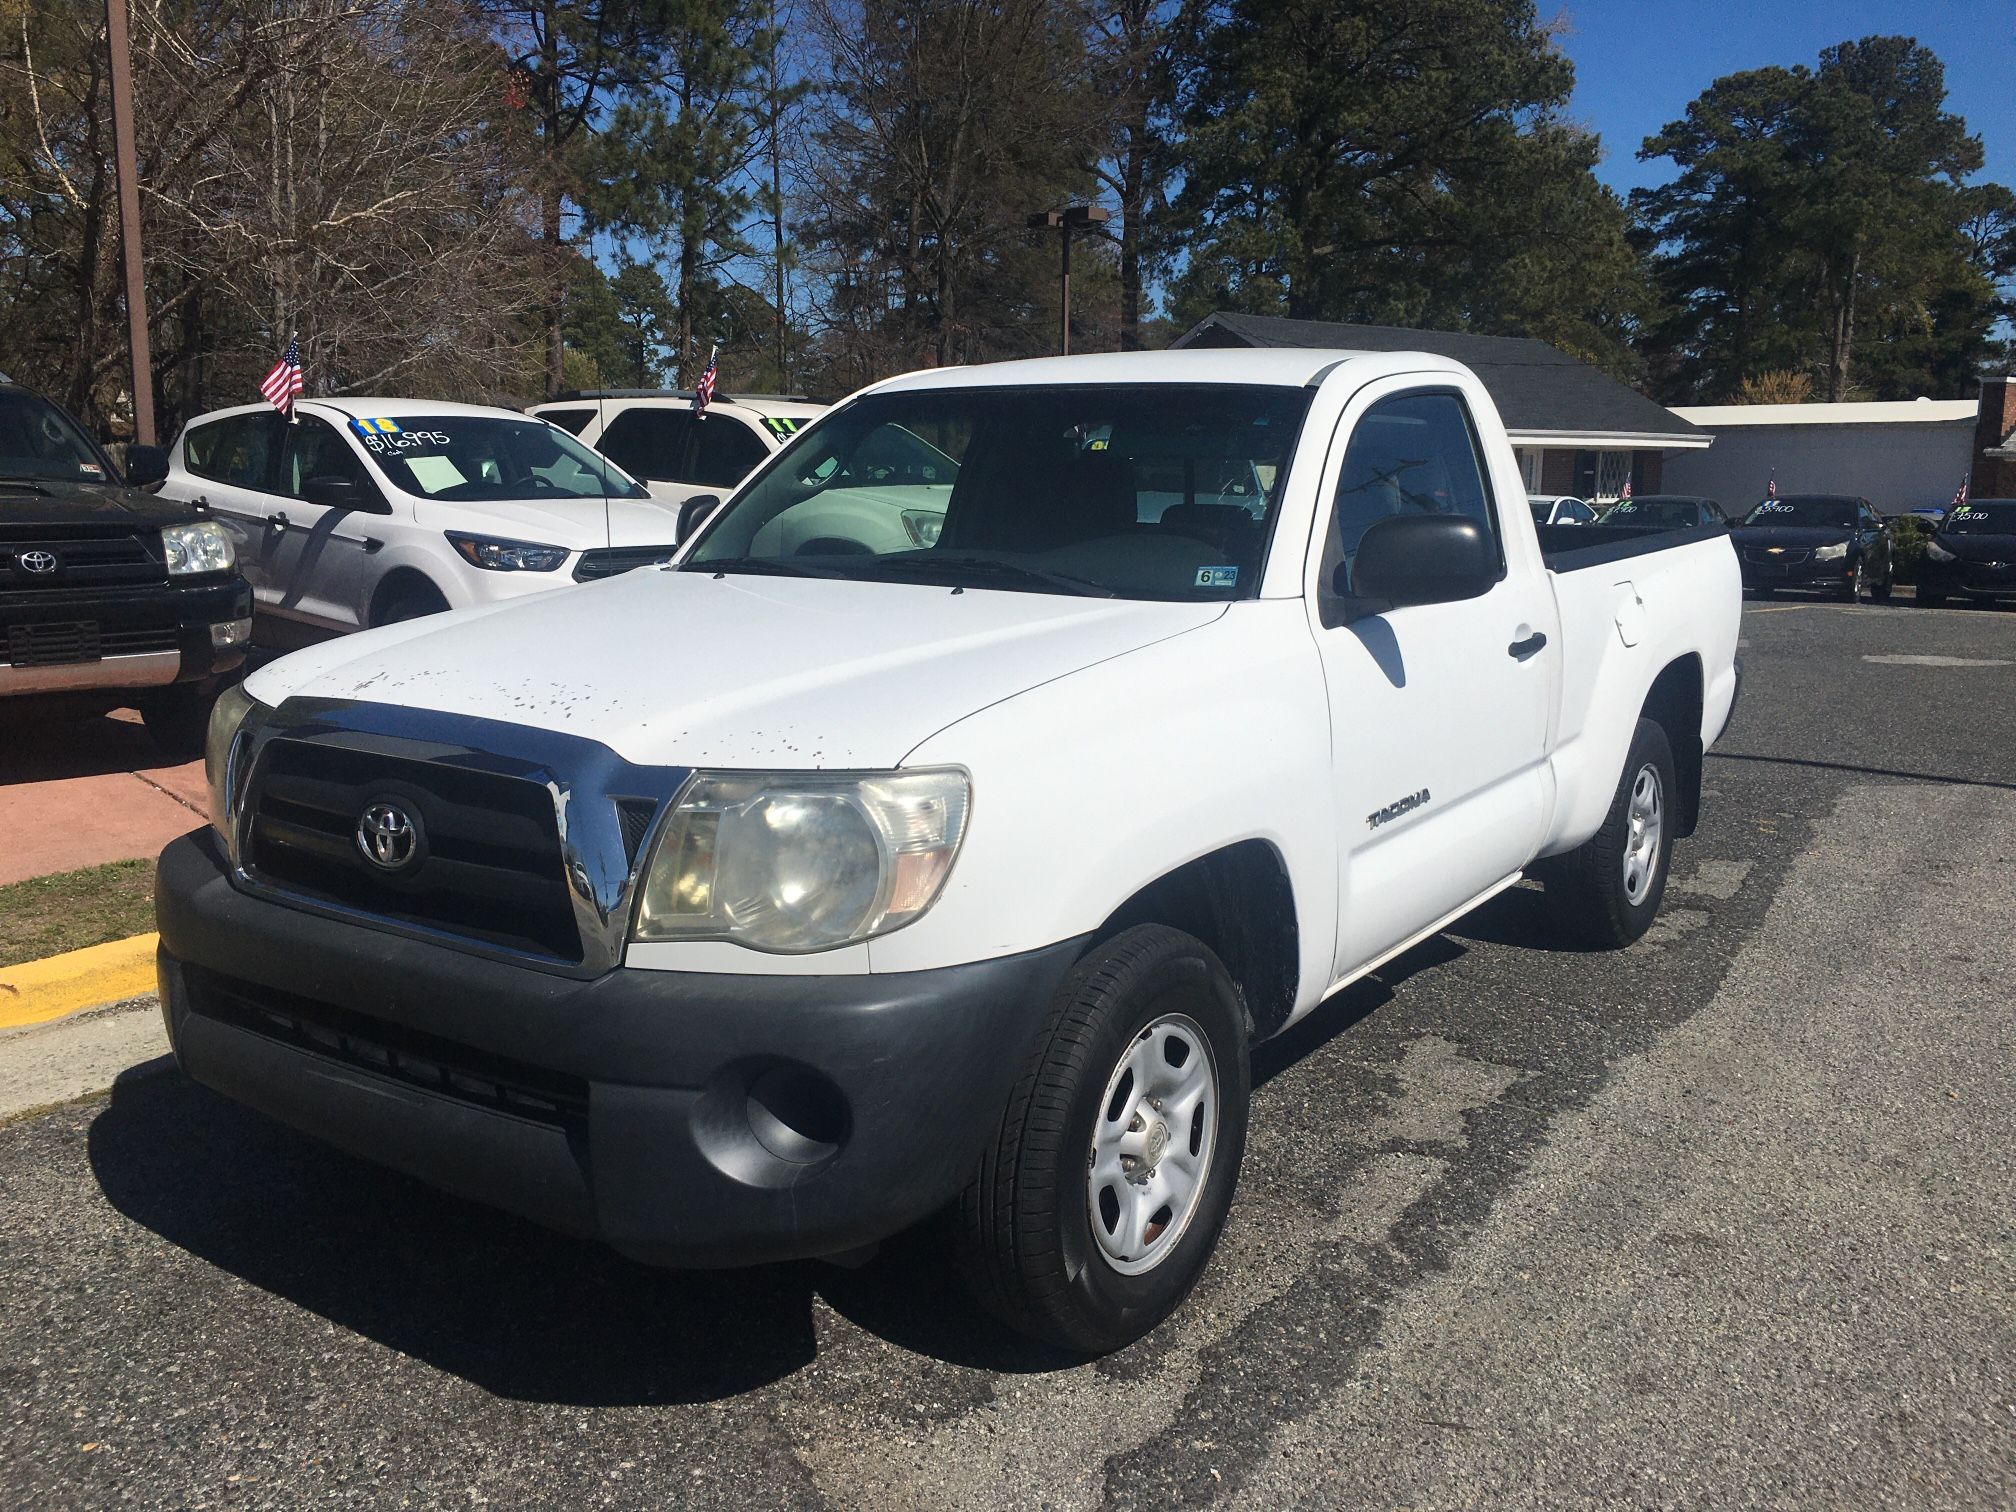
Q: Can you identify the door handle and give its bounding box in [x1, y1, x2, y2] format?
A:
[1508, 631, 1548, 660]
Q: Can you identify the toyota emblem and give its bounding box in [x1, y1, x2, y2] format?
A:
[18, 549, 58, 574]
[355, 800, 421, 871]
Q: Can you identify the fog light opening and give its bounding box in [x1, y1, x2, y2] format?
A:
[745, 1064, 849, 1165]
[210, 617, 253, 649]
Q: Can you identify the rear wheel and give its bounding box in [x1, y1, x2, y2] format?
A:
[958, 925, 1250, 1355]
[1544, 718, 1676, 948]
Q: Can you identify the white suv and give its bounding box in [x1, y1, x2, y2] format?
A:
[528, 390, 828, 509]
[160, 398, 688, 633]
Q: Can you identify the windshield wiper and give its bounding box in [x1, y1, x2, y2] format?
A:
[685, 555, 849, 579]
[0, 475, 53, 493]
[866, 554, 1118, 598]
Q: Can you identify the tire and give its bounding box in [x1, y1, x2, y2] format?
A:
[958, 925, 1250, 1355]
[140, 681, 219, 761]
[1543, 717, 1676, 949]
[1751, 586, 1774, 600]
[1870, 566, 1894, 603]
[1840, 561, 1862, 602]
[1917, 584, 1944, 609]
[373, 578, 449, 626]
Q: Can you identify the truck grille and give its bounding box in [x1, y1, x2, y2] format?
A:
[1, 526, 164, 590]
[573, 545, 676, 582]
[244, 738, 583, 962]
[3, 621, 180, 666]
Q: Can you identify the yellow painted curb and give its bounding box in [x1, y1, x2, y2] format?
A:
[0, 933, 159, 1030]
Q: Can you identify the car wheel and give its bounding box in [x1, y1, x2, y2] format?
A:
[1543, 717, 1676, 949]
[958, 924, 1250, 1355]
[1917, 584, 1944, 608]
[1870, 566, 1894, 603]
[1751, 586, 1774, 600]
[373, 579, 450, 626]
[1841, 561, 1862, 602]
[139, 681, 220, 762]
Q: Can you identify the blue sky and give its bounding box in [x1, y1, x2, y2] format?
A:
[1556, 1, 2016, 196]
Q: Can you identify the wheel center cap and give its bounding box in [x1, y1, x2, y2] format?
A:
[1142, 1119, 1170, 1168]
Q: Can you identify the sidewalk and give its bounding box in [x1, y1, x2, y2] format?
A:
[0, 709, 204, 886]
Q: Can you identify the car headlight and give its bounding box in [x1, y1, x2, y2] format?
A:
[162, 519, 236, 576]
[1926, 539, 1957, 562]
[634, 769, 970, 953]
[1812, 541, 1848, 560]
[446, 532, 570, 572]
[902, 510, 944, 547]
[204, 681, 265, 837]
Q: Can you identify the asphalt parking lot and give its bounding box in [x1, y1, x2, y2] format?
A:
[3, 596, 2013, 1509]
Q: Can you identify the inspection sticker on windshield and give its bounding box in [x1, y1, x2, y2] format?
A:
[1195, 565, 1239, 588]
[350, 417, 403, 438]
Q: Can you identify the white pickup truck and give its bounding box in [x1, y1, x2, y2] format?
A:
[156, 348, 1741, 1354]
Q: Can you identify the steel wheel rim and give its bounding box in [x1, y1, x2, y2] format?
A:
[1087, 1012, 1219, 1276]
[1622, 761, 1664, 906]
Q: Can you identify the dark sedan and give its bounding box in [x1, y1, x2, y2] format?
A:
[1597, 495, 1730, 531]
[1732, 494, 1894, 602]
[1917, 498, 2016, 608]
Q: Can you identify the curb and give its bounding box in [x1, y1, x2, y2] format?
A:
[0, 934, 160, 1031]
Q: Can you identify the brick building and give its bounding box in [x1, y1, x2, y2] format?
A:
[1972, 375, 2016, 499]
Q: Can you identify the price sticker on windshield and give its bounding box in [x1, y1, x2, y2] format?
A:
[1195, 565, 1239, 589]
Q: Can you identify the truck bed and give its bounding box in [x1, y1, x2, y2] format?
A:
[1535, 522, 1732, 574]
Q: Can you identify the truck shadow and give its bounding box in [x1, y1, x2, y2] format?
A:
[85, 1071, 1071, 1404]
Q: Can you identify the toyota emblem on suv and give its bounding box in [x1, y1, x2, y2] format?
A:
[355, 800, 421, 871]
[18, 549, 58, 574]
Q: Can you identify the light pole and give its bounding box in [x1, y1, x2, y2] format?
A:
[1027, 204, 1110, 356]
[104, 0, 154, 446]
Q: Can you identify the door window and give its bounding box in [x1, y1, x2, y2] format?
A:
[537, 408, 595, 435]
[598, 409, 694, 481]
[1563, 500, 1596, 523]
[688, 416, 769, 488]
[186, 413, 283, 490]
[1322, 390, 1500, 599]
[281, 417, 369, 498]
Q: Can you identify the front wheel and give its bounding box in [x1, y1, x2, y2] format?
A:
[1870, 563, 1894, 603]
[139, 681, 220, 761]
[1543, 717, 1676, 948]
[958, 925, 1250, 1355]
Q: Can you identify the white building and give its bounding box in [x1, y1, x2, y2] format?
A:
[1663, 399, 1977, 514]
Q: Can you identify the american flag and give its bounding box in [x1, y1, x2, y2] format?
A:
[1951, 473, 1970, 510]
[692, 345, 718, 415]
[1620, 476, 1632, 501]
[1766, 471, 1777, 500]
[260, 337, 303, 416]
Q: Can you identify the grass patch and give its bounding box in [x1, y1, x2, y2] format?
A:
[0, 859, 157, 968]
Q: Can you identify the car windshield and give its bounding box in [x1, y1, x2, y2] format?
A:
[350, 414, 648, 502]
[683, 384, 1313, 599]
[1943, 500, 2016, 534]
[0, 390, 110, 487]
[1602, 498, 1701, 529]
[1741, 497, 1855, 529]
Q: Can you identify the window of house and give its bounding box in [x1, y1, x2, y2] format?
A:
[1595, 450, 1633, 502]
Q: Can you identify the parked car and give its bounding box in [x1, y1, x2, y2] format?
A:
[529, 390, 829, 511]
[1732, 493, 1894, 601]
[159, 399, 685, 637]
[1528, 494, 1597, 526]
[159, 347, 1740, 1354]
[1, 378, 249, 755]
[1917, 498, 2016, 608]
[1596, 495, 1730, 531]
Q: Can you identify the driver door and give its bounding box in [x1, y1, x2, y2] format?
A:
[268, 415, 387, 629]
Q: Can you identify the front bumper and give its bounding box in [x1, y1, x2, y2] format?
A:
[156, 829, 1084, 1267]
[1919, 557, 2016, 600]
[1738, 556, 1855, 591]
[0, 574, 250, 697]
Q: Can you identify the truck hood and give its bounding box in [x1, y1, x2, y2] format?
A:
[244, 569, 1226, 768]
[0, 476, 200, 528]
[415, 494, 686, 550]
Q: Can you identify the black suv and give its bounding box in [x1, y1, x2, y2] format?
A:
[1, 379, 251, 755]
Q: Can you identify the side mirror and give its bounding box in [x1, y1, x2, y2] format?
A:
[124, 443, 169, 489]
[302, 474, 389, 513]
[676, 493, 722, 544]
[1343, 514, 1498, 609]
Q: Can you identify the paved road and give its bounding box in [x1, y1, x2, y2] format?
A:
[3, 598, 2013, 1509]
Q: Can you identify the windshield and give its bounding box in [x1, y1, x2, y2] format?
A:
[351, 414, 647, 502]
[1602, 498, 1702, 529]
[1742, 497, 1855, 530]
[0, 390, 110, 485]
[684, 384, 1313, 599]
[1943, 500, 2016, 534]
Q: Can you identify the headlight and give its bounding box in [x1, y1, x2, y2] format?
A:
[902, 510, 944, 547]
[1926, 539, 1957, 562]
[634, 769, 969, 952]
[446, 532, 570, 572]
[162, 519, 235, 576]
[203, 681, 263, 836]
[1812, 541, 1848, 560]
